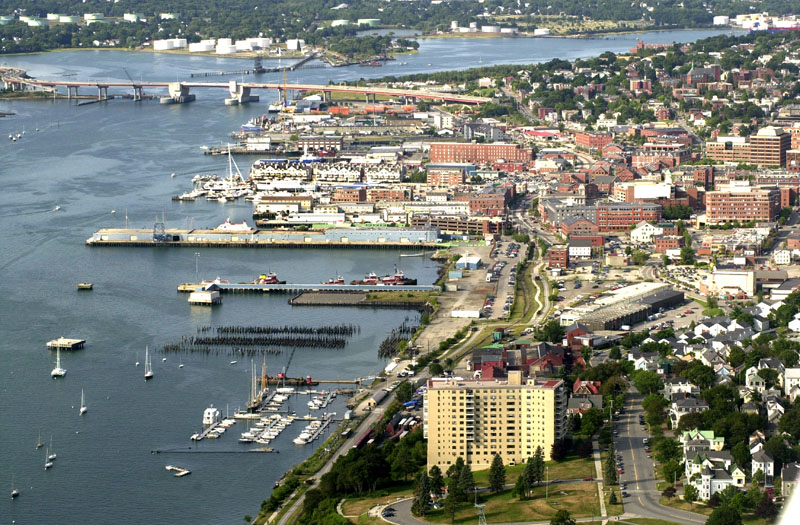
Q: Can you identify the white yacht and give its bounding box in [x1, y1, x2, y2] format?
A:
[144, 346, 154, 380]
[51, 348, 66, 378]
[79, 389, 87, 415]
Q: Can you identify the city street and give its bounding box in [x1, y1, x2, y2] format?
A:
[614, 393, 707, 525]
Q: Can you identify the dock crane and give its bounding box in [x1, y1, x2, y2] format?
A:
[123, 67, 143, 101]
[276, 345, 297, 387]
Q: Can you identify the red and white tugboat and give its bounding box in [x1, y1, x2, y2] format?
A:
[253, 272, 286, 284]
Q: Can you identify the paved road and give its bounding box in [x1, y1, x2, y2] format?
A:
[614, 393, 708, 524]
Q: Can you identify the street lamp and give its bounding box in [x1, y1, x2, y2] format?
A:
[194, 252, 200, 282]
[546, 466, 549, 501]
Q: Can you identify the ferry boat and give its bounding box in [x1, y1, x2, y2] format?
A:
[253, 272, 286, 285]
[215, 218, 254, 232]
[350, 269, 417, 286]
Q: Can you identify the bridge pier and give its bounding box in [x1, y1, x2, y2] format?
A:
[224, 80, 259, 106]
[97, 86, 109, 100]
[160, 82, 195, 104]
[133, 86, 143, 102]
[323, 90, 331, 103]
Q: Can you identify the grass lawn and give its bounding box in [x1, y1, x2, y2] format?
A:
[363, 290, 434, 304]
[471, 455, 594, 487]
[426, 482, 601, 523]
[604, 484, 624, 516]
[340, 484, 414, 517]
[658, 497, 713, 516]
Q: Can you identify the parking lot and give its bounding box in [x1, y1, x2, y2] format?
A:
[482, 241, 527, 320]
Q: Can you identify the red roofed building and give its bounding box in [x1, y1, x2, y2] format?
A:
[574, 377, 602, 396]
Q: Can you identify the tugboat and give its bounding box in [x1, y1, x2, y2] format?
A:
[351, 269, 417, 286]
[322, 276, 345, 285]
[253, 272, 286, 285]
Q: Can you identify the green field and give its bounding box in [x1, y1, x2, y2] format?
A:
[426, 482, 601, 523]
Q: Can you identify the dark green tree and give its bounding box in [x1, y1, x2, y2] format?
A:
[706, 505, 743, 525]
[683, 484, 698, 506]
[551, 509, 576, 525]
[411, 470, 432, 516]
[456, 462, 475, 502]
[489, 453, 506, 493]
[429, 465, 444, 497]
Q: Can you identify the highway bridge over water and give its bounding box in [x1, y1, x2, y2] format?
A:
[1, 67, 490, 105]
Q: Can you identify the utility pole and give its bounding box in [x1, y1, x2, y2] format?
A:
[546, 466, 549, 501]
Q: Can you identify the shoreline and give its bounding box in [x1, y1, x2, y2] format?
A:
[0, 26, 747, 60]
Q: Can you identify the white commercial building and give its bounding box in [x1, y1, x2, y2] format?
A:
[286, 39, 305, 51]
[774, 249, 792, 265]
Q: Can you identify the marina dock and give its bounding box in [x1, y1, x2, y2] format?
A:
[46, 337, 85, 350]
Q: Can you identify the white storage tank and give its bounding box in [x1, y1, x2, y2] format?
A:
[123, 13, 142, 22]
[235, 40, 252, 51]
[46, 13, 61, 21]
[154, 39, 175, 51]
[217, 38, 233, 46]
[331, 19, 350, 27]
[216, 43, 237, 54]
[286, 39, 304, 51]
[533, 28, 551, 36]
[189, 42, 215, 53]
[170, 38, 187, 48]
[84, 13, 104, 21]
[59, 15, 80, 23]
[713, 15, 730, 25]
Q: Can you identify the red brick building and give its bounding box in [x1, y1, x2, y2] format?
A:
[575, 131, 614, 152]
[429, 142, 534, 164]
[596, 202, 662, 231]
[654, 235, 684, 253]
[469, 186, 514, 216]
[558, 217, 599, 237]
[548, 246, 569, 268]
[367, 188, 409, 203]
[705, 185, 781, 225]
[332, 187, 366, 202]
[410, 215, 507, 235]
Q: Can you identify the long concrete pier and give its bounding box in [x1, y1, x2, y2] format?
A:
[180, 283, 438, 293]
[86, 227, 441, 249]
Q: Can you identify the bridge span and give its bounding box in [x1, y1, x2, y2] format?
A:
[1, 68, 490, 105]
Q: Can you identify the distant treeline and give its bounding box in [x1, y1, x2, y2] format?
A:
[3, 0, 800, 53]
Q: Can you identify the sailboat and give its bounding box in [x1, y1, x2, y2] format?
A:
[11, 474, 19, 499]
[80, 389, 87, 415]
[51, 348, 66, 378]
[48, 436, 56, 461]
[36, 429, 44, 449]
[144, 346, 154, 380]
[44, 448, 53, 470]
[178, 357, 184, 369]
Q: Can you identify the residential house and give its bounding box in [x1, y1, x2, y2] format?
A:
[664, 378, 700, 401]
[752, 449, 775, 483]
[785, 368, 800, 401]
[782, 462, 800, 499]
[670, 397, 710, 426]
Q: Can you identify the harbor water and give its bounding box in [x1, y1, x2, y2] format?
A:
[1, 28, 740, 524]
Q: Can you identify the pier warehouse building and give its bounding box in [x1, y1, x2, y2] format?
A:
[424, 372, 567, 471]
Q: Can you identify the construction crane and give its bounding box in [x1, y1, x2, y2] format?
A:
[122, 67, 142, 101]
[277, 345, 297, 386]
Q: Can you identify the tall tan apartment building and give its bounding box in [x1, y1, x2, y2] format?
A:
[705, 182, 781, 225]
[424, 371, 567, 471]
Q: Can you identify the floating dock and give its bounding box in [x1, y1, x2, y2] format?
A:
[46, 337, 85, 350]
